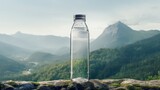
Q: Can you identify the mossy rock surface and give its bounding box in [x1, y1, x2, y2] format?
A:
[1, 79, 160, 90]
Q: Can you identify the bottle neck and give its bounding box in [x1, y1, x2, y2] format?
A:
[73, 19, 87, 28]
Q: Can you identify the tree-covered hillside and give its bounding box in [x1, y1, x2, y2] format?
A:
[0, 55, 25, 80]
[90, 33, 160, 80]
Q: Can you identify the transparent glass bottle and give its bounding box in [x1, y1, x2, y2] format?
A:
[70, 14, 90, 82]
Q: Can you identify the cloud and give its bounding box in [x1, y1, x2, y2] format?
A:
[106, 2, 160, 30]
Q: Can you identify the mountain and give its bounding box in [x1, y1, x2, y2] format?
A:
[0, 41, 30, 60]
[15, 34, 160, 81]
[91, 21, 160, 51]
[0, 54, 25, 77]
[0, 32, 69, 55]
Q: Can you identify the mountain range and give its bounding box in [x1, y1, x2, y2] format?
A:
[0, 21, 160, 81]
[91, 21, 160, 51]
[0, 32, 70, 60]
[0, 21, 159, 61]
[0, 31, 69, 55]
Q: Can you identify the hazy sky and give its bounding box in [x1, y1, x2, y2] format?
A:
[0, 0, 160, 39]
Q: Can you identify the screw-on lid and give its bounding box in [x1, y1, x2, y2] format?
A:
[74, 14, 86, 21]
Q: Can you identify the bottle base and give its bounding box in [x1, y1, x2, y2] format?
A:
[72, 77, 88, 83]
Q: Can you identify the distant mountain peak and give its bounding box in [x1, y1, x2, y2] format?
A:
[13, 31, 26, 36]
[15, 31, 23, 34]
[111, 21, 130, 29]
[115, 21, 124, 25]
[13, 31, 33, 37]
[104, 21, 133, 34]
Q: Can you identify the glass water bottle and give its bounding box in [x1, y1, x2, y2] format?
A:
[70, 14, 90, 82]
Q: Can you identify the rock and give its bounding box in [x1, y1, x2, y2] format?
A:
[32, 82, 40, 88]
[102, 79, 123, 85]
[0, 82, 4, 89]
[39, 80, 70, 86]
[18, 83, 35, 90]
[3, 84, 15, 90]
[115, 87, 127, 90]
[53, 80, 70, 87]
[2, 79, 160, 90]
[5, 80, 18, 87]
[90, 79, 109, 90]
[37, 85, 52, 90]
[121, 79, 144, 86]
[61, 88, 67, 90]
[121, 79, 160, 90]
[146, 80, 160, 86]
[39, 80, 70, 90]
[121, 79, 160, 87]
[67, 82, 84, 90]
[81, 81, 95, 90]
[54, 80, 70, 89]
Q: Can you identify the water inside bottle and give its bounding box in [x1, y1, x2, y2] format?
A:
[71, 27, 89, 82]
